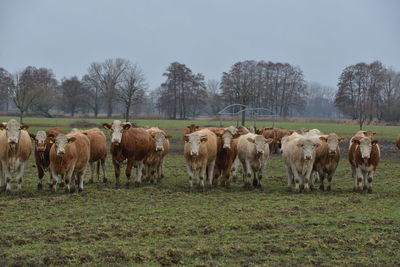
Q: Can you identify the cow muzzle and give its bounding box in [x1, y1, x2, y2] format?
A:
[223, 144, 231, 149]
[329, 150, 336, 156]
[57, 151, 65, 157]
[190, 151, 199, 157]
[256, 150, 264, 155]
[156, 147, 163, 152]
[304, 155, 312, 161]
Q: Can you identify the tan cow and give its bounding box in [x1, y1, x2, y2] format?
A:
[348, 135, 380, 193]
[396, 134, 400, 150]
[282, 135, 320, 192]
[29, 127, 65, 190]
[49, 132, 90, 193]
[237, 133, 273, 188]
[144, 127, 171, 183]
[0, 119, 32, 192]
[313, 133, 346, 191]
[79, 128, 108, 184]
[103, 120, 153, 187]
[183, 128, 217, 191]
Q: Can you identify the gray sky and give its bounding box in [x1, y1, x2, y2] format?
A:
[1, 0, 399, 89]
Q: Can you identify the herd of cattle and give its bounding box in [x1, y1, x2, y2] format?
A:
[0, 118, 387, 194]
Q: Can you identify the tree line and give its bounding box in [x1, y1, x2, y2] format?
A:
[0, 58, 398, 123]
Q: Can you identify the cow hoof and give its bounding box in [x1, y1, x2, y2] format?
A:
[115, 183, 121, 189]
[64, 188, 70, 194]
[160, 174, 165, 180]
[134, 181, 141, 187]
[103, 177, 108, 183]
[363, 185, 368, 191]
[70, 187, 76, 193]
[0, 186, 5, 193]
[88, 179, 94, 184]
[319, 184, 325, 191]
[59, 182, 65, 188]
[125, 182, 131, 188]
[368, 188, 373, 193]
[78, 187, 83, 193]
[326, 185, 332, 191]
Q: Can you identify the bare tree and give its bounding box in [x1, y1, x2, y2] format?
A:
[0, 68, 13, 111]
[82, 74, 101, 118]
[59, 76, 86, 117]
[10, 66, 57, 122]
[116, 63, 147, 122]
[86, 58, 129, 118]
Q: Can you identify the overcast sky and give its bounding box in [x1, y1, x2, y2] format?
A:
[1, 0, 399, 89]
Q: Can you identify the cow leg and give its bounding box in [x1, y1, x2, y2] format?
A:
[286, 167, 294, 191]
[207, 160, 216, 188]
[0, 163, 3, 191]
[366, 171, 373, 193]
[2, 161, 12, 193]
[50, 168, 59, 192]
[89, 162, 95, 184]
[319, 173, 326, 191]
[96, 161, 100, 181]
[77, 171, 84, 192]
[290, 164, 301, 193]
[112, 160, 121, 188]
[134, 160, 144, 187]
[15, 161, 26, 191]
[362, 170, 368, 191]
[326, 173, 334, 191]
[159, 158, 165, 180]
[186, 165, 194, 192]
[198, 164, 207, 192]
[355, 167, 364, 192]
[101, 158, 107, 183]
[351, 165, 357, 191]
[125, 159, 134, 188]
[213, 167, 220, 186]
[244, 160, 252, 188]
[36, 165, 45, 190]
[231, 157, 240, 183]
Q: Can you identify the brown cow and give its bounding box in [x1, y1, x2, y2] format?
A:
[29, 127, 65, 190]
[0, 119, 32, 192]
[103, 120, 153, 187]
[396, 134, 400, 150]
[49, 132, 90, 193]
[79, 128, 107, 184]
[144, 127, 171, 183]
[257, 127, 294, 154]
[212, 126, 240, 187]
[348, 135, 380, 193]
[184, 128, 217, 191]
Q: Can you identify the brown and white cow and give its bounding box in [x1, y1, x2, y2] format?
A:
[0, 119, 32, 192]
[212, 126, 240, 187]
[237, 133, 273, 188]
[103, 120, 153, 187]
[144, 127, 171, 183]
[183, 128, 217, 191]
[348, 135, 380, 193]
[49, 132, 90, 193]
[29, 127, 65, 190]
[312, 133, 346, 191]
[79, 128, 107, 184]
[282, 135, 320, 192]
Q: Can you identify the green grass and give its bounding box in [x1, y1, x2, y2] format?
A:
[0, 117, 400, 266]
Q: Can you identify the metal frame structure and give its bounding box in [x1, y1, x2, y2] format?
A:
[217, 104, 279, 128]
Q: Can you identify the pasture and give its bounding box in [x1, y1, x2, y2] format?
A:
[0, 116, 400, 266]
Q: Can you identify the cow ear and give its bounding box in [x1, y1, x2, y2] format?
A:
[338, 137, 346, 142]
[372, 132, 377, 136]
[165, 135, 172, 139]
[82, 132, 88, 136]
[319, 136, 328, 142]
[183, 135, 189, 142]
[29, 133, 36, 140]
[372, 140, 378, 145]
[47, 134, 55, 144]
[0, 123, 5, 131]
[247, 137, 255, 143]
[201, 136, 208, 142]
[265, 138, 273, 144]
[195, 126, 200, 130]
[20, 124, 29, 130]
[352, 139, 360, 144]
[68, 137, 76, 143]
[102, 123, 111, 130]
[123, 123, 131, 130]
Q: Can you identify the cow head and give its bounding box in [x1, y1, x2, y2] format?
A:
[103, 120, 131, 145]
[184, 133, 207, 157]
[152, 132, 172, 152]
[247, 135, 273, 155]
[30, 130, 48, 152]
[297, 138, 319, 161]
[319, 133, 346, 156]
[185, 124, 200, 134]
[0, 119, 29, 151]
[52, 134, 76, 157]
[221, 126, 238, 149]
[353, 137, 378, 162]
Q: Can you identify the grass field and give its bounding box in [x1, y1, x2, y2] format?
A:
[0, 116, 400, 266]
